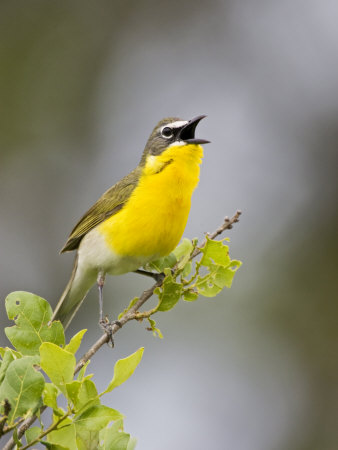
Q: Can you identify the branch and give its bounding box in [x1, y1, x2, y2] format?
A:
[20, 410, 70, 450]
[74, 279, 163, 374]
[3, 210, 241, 449]
[0, 399, 11, 437]
[75, 209, 242, 373]
[1, 418, 25, 437]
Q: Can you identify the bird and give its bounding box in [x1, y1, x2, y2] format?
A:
[51, 115, 209, 332]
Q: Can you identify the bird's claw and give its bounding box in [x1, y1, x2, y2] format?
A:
[99, 317, 122, 347]
[154, 272, 166, 283]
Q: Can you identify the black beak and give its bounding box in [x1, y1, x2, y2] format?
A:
[178, 115, 210, 144]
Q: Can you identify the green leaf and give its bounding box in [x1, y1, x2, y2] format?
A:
[181, 261, 192, 278]
[173, 238, 193, 270]
[147, 318, 163, 338]
[0, 348, 15, 384]
[25, 426, 41, 444]
[5, 291, 65, 355]
[64, 329, 87, 355]
[155, 272, 183, 312]
[192, 237, 242, 298]
[40, 343, 75, 395]
[0, 356, 45, 424]
[199, 237, 231, 267]
[127, 437, 138, 450]
[195, 274, 222, 296]
[146, 253, 177, 272]
[41, 442, 68, 450]
[47, 419, 77, 450]
[99, 420, 131, 450]
[183, 290, 199, 302]
[118, 297, 138, 320]
[103, 348, 144, 394]
[195, 261, 241, 297]
[13, 428, 22, 447]
[76, 361, 90, 382]
[43, 383, 60, 413]
[0, 347, 22, 359]
[74, 405, 123, 431]
[76, 429, 100, 450]
[65, 380, 82, 405]
[74, 378, 100, 411]
[173, 238, 193, 260]
[218, 261, 242, 288]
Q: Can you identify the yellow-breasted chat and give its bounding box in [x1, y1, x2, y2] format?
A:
[51, 115, 209, 331]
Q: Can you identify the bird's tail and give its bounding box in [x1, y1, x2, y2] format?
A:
[51, 256, 97, 330]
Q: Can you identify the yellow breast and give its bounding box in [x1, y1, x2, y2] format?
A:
[98, 144, 203, 258]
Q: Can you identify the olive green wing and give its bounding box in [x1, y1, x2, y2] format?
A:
[61, 168, 141, 253]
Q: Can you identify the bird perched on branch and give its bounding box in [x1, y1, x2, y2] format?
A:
[51, 115, 209, 333]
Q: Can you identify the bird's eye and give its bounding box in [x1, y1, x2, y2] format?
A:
[161, 127, 173, 139]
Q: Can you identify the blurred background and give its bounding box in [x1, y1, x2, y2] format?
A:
[1, 1, 337, 449]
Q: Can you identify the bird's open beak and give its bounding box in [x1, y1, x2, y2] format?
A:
[178, 115, 210, 144]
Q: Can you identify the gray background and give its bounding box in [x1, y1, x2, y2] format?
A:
[1, 1, 337, 449]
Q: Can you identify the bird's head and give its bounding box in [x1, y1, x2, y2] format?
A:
[141, 115, 209, 165]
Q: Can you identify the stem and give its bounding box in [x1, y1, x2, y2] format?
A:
[191, 210, 242, 259]
[1, 418, 25, 437]
[19, 411, 70, 450]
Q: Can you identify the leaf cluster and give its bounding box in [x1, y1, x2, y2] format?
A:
[133, 236, 242, 336]
[0, 292, 142, 449]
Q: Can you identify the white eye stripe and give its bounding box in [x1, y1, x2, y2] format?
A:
[167, 120, 188, 129]
[159, 120, 188, 134]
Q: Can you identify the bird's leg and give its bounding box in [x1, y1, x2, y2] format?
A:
[97, 272, 106, 324]
[134, 269, 165, 283]
[97, 272, 113, 343]
[97, 272, 122, 347]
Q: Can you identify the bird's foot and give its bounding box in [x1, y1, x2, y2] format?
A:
[99, 317, 122, 347]
[153, 272, 166, 283]
[134, 269, 166, 283]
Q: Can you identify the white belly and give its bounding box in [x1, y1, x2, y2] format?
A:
[77, 227, 154, 276]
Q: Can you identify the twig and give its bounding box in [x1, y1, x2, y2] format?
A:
[0, 399, 11, 437]
[1, 418, 25, 437]
[2, 414, 41, 450]
[20, 411, 70, 450]
[74, 279, 163, 374]
[3, 210, 241, 449]
[191, 209, 241, 259]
